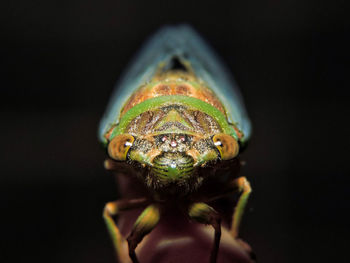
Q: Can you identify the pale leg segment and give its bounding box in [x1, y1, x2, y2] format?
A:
[103, 198, 149, 263]
[188, 202, 222, 263]
[230, 176, 251, 238]
[127, 204, 161, 263]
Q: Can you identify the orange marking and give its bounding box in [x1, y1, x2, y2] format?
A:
[155, 84, 171, 94]
[176, 84, 190, 95]
[104, 124, 117, 140]
[233, 127, 243, 139]
[120, 72, 226, 117]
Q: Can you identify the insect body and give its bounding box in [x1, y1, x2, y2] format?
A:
[100, 25, 252, 263]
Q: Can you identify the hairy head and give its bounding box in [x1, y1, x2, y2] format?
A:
[107, 132, 239, 194]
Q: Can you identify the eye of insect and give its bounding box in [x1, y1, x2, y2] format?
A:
[212, 133, 239, 160]
[108, 134, 135, 161]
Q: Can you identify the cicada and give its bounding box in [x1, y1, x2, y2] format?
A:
[99, 25, 253, 263]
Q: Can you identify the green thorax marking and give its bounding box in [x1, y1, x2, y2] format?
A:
[153, 109, 194, 133]
[110, 95, 238, 140]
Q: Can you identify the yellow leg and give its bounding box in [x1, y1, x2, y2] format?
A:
[230, 176, 252, 238]
[103, 198, 149, 263]
[188, 202, 221, 263]
[127, 204, 161, 263]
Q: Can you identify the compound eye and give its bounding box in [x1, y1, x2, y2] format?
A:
[108, 134, 135, 161]
[212, 133, 239, 160]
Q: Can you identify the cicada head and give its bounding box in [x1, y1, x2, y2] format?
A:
[106, 129, 240, 195]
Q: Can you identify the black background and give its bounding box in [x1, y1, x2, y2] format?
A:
[1, 1, 348, 262]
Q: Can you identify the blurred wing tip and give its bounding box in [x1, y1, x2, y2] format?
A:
[155, 24, 198, 36]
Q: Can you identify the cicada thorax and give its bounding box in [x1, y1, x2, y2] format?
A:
[120, 70, 227, 117]
[105, 70, 243, 195]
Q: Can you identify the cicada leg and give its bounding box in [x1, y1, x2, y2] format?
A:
[188, 202, 221, 263]
[203, 176, 253, 260]
[127, 204, 161, 263]
[229, 176, 252, 238]
[205, 176, 251, 238]
[103, 198, 149, 263]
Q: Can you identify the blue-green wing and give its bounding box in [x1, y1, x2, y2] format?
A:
[99, 25, 251, 143]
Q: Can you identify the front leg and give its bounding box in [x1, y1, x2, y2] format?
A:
[203, 176, 253, 260]
[205, 176, 252, 238]
[230, 177, 252, 238]
[127, 204, 161, 263]
[103, 198, 149, 262]
[188, 202, 221, 263]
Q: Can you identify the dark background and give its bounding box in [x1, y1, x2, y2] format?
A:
[1, 1, 348, 262]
